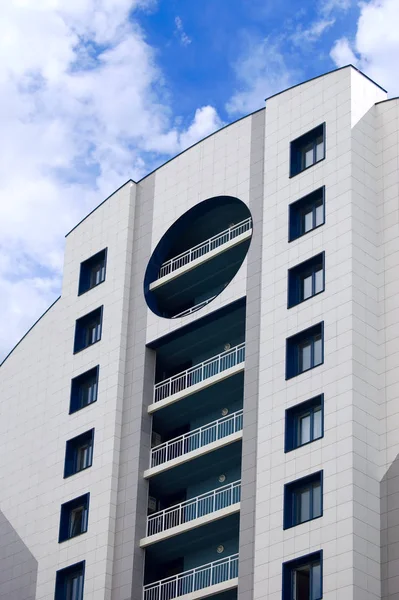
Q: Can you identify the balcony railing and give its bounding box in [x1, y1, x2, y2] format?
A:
[157, 217, 252, 280]
[143, 554, 239, 600]
[150, 410, 243, 468]
[147, 480, 241, 537]
[154, 343, 245, 403]
[171, 296, 217, 319]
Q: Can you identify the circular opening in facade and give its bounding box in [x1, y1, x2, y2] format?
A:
[144, 196, 252, 319]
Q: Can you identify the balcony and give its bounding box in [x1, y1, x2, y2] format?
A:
[147, 410, 243, 478]
[143, 554, 239, 600]
[143, 481, 241, 545]
[151, 344, 245, 412]
[151, 218, 252, 290]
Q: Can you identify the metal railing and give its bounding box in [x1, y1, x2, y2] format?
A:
[154, 343, 245, 403]
[150, 410, 243, 468]
[147, 481, 241, 537]
[143, 554, 239, 600]
[171, 296, 217, 319]
[158, 217, 252, 279]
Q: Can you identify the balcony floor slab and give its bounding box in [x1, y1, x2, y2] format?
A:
[140, 502, 241, 547]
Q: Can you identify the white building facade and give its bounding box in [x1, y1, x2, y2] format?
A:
[1, 65, 399, 600]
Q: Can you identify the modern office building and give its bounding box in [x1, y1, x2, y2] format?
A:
[2, 64, 399, 600]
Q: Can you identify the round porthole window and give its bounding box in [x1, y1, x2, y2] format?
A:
[144, 196, 252, 318]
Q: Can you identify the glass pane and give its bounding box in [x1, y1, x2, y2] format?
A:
[313, 336, 322, 366]
[313, 407, 322, 439]
[69, 507, 84, 537]
[299, 342, 312, 372]
[312, 483, 322, 518]
[314, 268, 323, 294]
[294, 565, 310, 600]
[302, 274, 313, 300]
[66, 573, 83, 600]
[315, 202, 323, 227]
[88, 381, 97, 404]
[311, 562, 322, 599]
[315, 139, 324, 162]
[304, 147, 314, 168]
[299, 413, 311, 445]
[77, 443, 92, 471]
[297, 488, 311, 523]
[302, 209, 313, 233]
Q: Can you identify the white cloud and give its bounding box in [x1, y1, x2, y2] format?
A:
[330, 37, 358, 66]
[291, 18, 335, 44]
[330, 0, 399, 94]
[0, 0, 221, 361]
[322, 0, 352, 14]
[226, 38, 296, 116]
[174, 15, 192, 46]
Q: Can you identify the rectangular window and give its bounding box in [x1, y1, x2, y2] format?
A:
[288, 253, 325, 308]
[73, 306, 103, 353]
[285, 395, 323, 452]
[78, 248, 107, 295]
[282, 551, 322, 600]
[59, 494, 90, 543]
[64, 429, 95, 478]
[290, 124, 325, 177]
[284, 472, 323, 529]
[55, 561, 85, 600]
[286, 323, 324, 380]
[69, 367, 99, 414]
[289, 187, 325, 242]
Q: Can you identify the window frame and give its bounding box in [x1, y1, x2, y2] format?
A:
[288, 253, 325, 308]
[73, 306, 103, 354]
[59, 494, 90, 543]
[289, 187, 325, 242]
[285, 395, 324, 453]
[286, 323, 324, 380]
[284, 471, 323, 530]
[55, 561, 85, 600]
[69, 367, 99, 414]
[289, 123, 326, 178]
[78, 248, 107, 296]
[282, 551, 323, 600]
[64, 429, 95, 478]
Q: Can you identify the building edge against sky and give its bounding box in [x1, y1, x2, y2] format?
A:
[2, 64, 399, 600]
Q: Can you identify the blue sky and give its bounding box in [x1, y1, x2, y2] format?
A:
[0, 0, 398, 360]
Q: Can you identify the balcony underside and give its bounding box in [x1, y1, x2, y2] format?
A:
[147, 441, 242, 498]
[152, 372, 244, 437]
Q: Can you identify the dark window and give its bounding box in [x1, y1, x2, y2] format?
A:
[286, 323, 324, 380]
[78, 248, 107, 295]
[70, 367, 99, 413]
[59, 494, 90, 543]
[288, 253, 325, 308]
[289, 188, 325, 241]
[285, 395, 323, 452]
[73, 307, 103, 353]
[55, 561, 85, 600]
[282, 551, 322, 600]
[290, 124, 325, 177]
[64, 429, 95, 477]
[284, 472, 323, 529]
